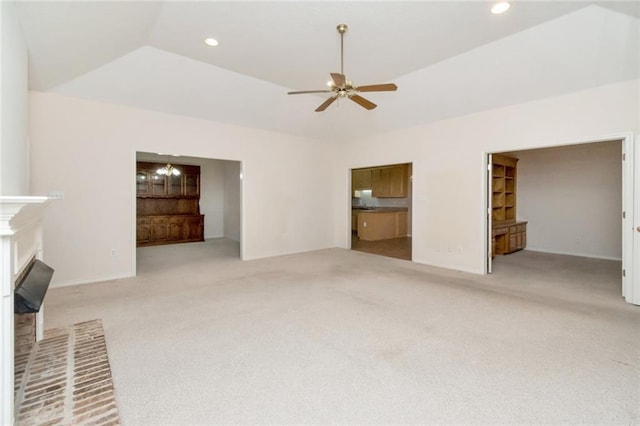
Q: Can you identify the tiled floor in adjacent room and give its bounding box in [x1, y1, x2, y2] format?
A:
[351, 232, 412, 260]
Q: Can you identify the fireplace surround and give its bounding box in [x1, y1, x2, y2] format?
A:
[0, 196, 51, 424]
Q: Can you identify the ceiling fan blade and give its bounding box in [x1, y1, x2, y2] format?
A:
[315, 96, 337, 112]
[356, 83, 398, 92]
[349, 94, 377, 110]
[288, 90, 333, 95]
[330, 73, 346, 87]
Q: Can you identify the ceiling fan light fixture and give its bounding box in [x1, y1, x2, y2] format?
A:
[204, 37, 220, 47]
[491, 2, 510, 14]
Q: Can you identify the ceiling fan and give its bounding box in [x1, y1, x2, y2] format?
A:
[287, 24, 398, 112]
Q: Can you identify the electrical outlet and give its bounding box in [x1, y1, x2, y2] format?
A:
[110, 249, 117, 257]
[363, 222, 367, 228]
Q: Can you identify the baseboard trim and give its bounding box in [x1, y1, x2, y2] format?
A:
[524, 248, 622, 262]
[50, 272, 134, 288]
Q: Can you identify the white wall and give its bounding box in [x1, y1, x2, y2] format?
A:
[0, 1, 29, 195]
[30, 92, 335, 286]
[223, 161, 241, 242]
[510, 141, 622, 260]
[335, 79, 639, 274]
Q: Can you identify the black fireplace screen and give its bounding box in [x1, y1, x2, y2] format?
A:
[14, 259, 54, 314]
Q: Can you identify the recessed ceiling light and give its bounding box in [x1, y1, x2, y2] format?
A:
[204, 38, 220, 47]
[491, 2, 510, 14]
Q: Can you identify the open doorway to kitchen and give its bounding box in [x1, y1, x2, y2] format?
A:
[134, 152, 242, 274]
[350, 163, 412, 261]
[486, 137, 636, 305]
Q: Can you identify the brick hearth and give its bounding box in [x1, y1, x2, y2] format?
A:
[14, 319, 120, 425]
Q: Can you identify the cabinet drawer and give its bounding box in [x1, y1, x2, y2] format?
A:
[517, 224, 526, 232]
[151, 217, 169, 225]
[493, 226, 508, 236]
[509, 226, 517, 233]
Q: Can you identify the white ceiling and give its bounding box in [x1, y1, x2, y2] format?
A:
[13, 1, 640, 141]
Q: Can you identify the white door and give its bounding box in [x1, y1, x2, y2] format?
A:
[628, 135, 639, 304]
[487, 154, 493, 274]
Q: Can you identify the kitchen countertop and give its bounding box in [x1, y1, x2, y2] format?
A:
[352, 207, 408, 213]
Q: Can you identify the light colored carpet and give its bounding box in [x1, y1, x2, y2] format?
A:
[44, 239, 640, 424]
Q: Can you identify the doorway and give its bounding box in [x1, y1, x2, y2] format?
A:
[134, 151, 242, 273]
[350, 163, 413, 261]
[485, 136, 636, 304]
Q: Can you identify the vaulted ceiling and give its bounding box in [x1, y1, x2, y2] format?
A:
[14, 1, 640, 141]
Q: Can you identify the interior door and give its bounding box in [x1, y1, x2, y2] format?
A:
[487, 154, 493, 274]
[629, 136, 639, 304]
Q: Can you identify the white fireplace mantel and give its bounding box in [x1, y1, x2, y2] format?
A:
[1, 196, 50, 425]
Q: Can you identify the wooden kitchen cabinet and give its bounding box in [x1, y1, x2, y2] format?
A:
[372, 164, 408, 198]
[357, 210, 408, 241]
[352, 168, 372, 190]
[395, 211, 408, 237]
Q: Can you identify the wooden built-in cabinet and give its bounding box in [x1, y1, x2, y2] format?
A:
[352, 163, 409, 198]
[491, 154, 517, 222]
[491, 154, 527, 255]
[492, 221, 527, 255]
[136, 162, 204, 247]
[136, 162, 200, 198]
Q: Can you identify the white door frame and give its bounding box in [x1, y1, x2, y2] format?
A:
[482, 132, 638, 305]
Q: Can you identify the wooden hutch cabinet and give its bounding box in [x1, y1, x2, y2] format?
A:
[491, 154, 527, 255]
[136, 161, 204, 247]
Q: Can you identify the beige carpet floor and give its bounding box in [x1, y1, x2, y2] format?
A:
[44, 239, 640, 424]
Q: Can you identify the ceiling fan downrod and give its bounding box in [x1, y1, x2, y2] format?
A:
[337, 24, 347, 76]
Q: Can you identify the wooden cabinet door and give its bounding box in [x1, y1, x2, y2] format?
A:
[167, 174, 182, 196]
[151, 217, 170, 241]
[395, 211, 408, 237]
[184, 173, 199, 197]
[372, 168, 390, 197]
[352, 169, 372, 190]
[372, 165, 407, 198]
[168, 217, 185, 240]
[389, 165, 407, 197]
[509, 234, 517, 252]
[151, 174, 167, 196]
[136, 217, 152, 243]
[184, 215, 204, 241]
[136, 171, 151, 196]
